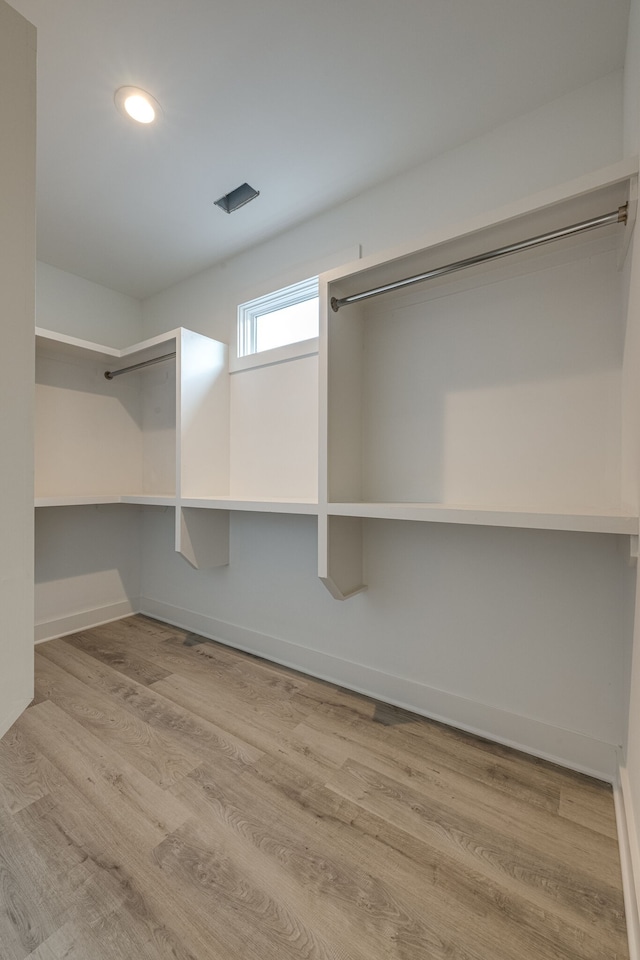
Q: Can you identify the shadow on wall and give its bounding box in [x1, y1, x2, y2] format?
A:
[34, 504, 154, 626]
[358, 238, 623, 509]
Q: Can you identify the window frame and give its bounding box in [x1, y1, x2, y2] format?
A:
[235, 275, 319, 370]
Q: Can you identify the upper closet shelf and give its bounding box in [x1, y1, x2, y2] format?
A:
[35, 326, 179, 366]
[322, 157, 639, 303]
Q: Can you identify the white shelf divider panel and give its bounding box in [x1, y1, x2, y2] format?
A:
[177, 506, 229, 570]
[318, 159, 640, 598]
[318, 514, 366, 601]
[174, 328, 230, 568]
[178, 328, 229, 499]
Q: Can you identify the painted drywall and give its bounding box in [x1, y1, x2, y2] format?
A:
[33, 266, 146, 635]
[230, 357, 318, 500]
[35, 505, 142, 642]
[625, 0, 640, 159]
[0, 1, 36, 737]
[36, 261, 142, 347]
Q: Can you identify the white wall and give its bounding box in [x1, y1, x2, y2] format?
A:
[34, 266, 145, 638]
[36, 261, 142, 347]
[133, 73, 635, 778]
[35, 505, 142, 643]
[0, 1, 36, 737]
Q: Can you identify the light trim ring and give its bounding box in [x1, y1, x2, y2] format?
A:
[114, 86, 162, 124]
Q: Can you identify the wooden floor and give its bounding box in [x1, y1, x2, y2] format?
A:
[0, 616, 629, 960]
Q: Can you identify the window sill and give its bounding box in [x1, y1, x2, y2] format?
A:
[229, 337, 319, 374]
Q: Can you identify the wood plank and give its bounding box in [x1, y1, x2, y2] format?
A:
[325, 758, 627, 948]
[103, 616, 312, 712]
[34, 651, 202, 788]
[150, 671, 307, 753]
[300, 698, 576, 815]
[0, 724, 51, 815]
[298, 777, 620, 960]
[16, 700, 189, 851]
[288, 718, 620, 880]
[62, 629, 172, 686]
[0, 799, 70, 959]
[13, 777, 228, 959]
[37, 639, 264, 772]
[559, 779, 619, 839]
[172, 759, 612, 960]
[152, 817, 354, 960]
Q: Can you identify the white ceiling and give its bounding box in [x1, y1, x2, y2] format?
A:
[6, 0, 631, 299]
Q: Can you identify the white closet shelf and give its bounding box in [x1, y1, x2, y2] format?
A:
[35, 326, 179, 364]
[321, 157, 639, 304]
[120, 494, 176, 506]
[35, 495, 123, 507]
[326, 502, 639, 535]
[180, 496, 319, 515]
[35, 494, 176, 508]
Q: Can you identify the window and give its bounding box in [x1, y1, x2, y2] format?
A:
[237, 276, 319, 359]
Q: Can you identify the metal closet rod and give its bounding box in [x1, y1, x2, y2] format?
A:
[104, 351, 176, 380]
[330, 205, 628, 312]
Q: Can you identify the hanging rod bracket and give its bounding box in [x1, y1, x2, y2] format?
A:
[330, 205, 628, 312]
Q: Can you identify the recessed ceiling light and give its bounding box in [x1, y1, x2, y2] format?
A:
[114, 86, 161, 124]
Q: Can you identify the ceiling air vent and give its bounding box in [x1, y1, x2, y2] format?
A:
[214, 183, 259, 214]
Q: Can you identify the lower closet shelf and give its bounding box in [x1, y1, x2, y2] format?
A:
[180, 496, 319, 515]
[326, 502, 639, 535]
[35, 494, 176, 508]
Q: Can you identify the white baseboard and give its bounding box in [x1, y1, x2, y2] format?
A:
[0, 696, 32, 740]
[139, 595, 618, 781]
[34, 599, 139, 644]
[618, 766, 640, 960]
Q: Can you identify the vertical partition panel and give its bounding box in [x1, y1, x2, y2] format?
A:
[0, 1, 36, 734]
[179, 329, 229, 498]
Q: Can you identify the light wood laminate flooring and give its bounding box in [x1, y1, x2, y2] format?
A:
[0, 615, 629, 959]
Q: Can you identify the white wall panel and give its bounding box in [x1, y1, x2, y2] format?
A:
[37, 261, 142, 347]
[230, 357, 318, 500]
[0, 1, 36, 737]
[35, 505, 142, 641]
